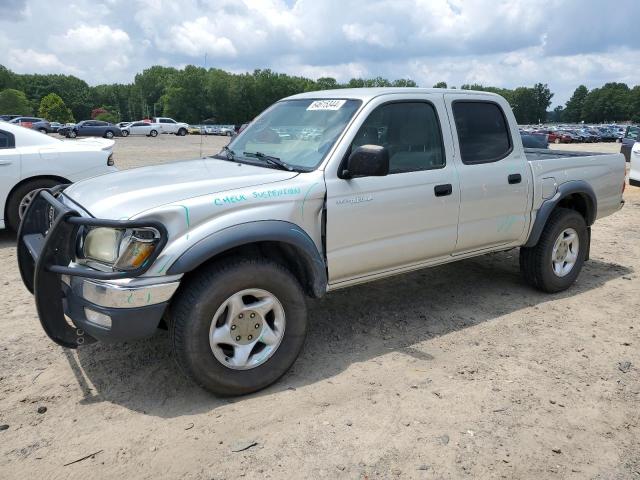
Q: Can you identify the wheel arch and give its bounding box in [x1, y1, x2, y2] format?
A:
[524, 180, 596, 248]
[5, 175, 71, 220]
[166, 221, 327, 298]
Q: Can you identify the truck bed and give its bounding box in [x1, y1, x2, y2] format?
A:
[524, 148, 625, 222]
[524, 148, 613, 161]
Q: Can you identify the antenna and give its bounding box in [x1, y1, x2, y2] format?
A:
[199, 52, 207, 158]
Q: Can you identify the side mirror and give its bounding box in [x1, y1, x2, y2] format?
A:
[341, 145, 389, 179]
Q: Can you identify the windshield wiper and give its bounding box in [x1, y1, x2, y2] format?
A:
[242, 151, 294, 171]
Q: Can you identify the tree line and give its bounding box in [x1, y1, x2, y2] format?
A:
[0, 64, 638, 125]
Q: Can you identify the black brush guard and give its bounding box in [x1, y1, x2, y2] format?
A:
[17, 188, 168, 348]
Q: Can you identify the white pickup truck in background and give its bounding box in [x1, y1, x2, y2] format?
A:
[150, 117, 189, 136]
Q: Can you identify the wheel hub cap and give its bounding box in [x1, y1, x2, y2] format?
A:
[209, 288, 285, 370]
[18, 189, 39, 220]
[551, 228, 579, 277]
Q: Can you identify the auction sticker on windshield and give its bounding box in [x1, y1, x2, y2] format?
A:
[307, 100, 347, 111]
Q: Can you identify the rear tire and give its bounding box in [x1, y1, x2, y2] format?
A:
[104, 130, 114, 139]
[170, 257, 308, 396]
[520, 208, 587, 293]
[6, 178, 61, 231]
[150, 129, 158, 137]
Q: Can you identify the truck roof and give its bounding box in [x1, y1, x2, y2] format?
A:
[284, 87, 502, 102]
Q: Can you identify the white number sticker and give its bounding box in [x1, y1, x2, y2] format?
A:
[307, 99, 346, 111]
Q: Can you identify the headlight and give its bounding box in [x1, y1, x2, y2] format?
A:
[82, 227, 160, 271]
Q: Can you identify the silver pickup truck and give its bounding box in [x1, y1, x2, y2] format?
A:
[17, 88, 625, 395]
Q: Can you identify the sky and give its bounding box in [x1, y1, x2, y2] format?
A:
[1, 0, 638, 106]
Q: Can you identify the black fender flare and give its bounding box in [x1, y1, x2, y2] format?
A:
[166, 220, 327, 298]
[524, 180, 597, 248]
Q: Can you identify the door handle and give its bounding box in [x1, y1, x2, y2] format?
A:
[434, 184, 453, 197]
[508, 174, 522, 184]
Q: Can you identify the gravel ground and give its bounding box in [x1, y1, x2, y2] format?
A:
[1, 136, 638, 479]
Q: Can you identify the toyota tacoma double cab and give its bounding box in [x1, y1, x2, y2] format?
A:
[17, 88, 626, 395]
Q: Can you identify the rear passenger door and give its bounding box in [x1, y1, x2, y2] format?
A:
[444, 95, 530, 253]
[325, 96, 460, 284]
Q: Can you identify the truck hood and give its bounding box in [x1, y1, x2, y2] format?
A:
[63, 158, 298, 219]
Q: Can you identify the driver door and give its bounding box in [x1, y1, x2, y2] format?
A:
[324, 95, 460, 285]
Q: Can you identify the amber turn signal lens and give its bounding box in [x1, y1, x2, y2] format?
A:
[114, 239, 156, 270]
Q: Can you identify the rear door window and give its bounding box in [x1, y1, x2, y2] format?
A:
[452, 101, 512, 164]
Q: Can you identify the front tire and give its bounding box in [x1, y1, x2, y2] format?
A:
[520, 208, 587, 293]
[177, 128, 187, 136]
[6, 178, 61, 231]
[121, 130, 129, 137]
[68, 130, 77, 138]
[170, 258, 308, 395]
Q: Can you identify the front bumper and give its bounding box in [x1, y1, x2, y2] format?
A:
[17, 188, 177, 348]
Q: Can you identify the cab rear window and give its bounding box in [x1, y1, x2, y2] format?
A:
[452, 101, 512, 164]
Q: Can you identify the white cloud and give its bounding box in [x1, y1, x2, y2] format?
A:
[6, 48, 79, 75]
[166, 17, 237, 57]
[342, 23, 396, 48]
[52, 24, 130, 52]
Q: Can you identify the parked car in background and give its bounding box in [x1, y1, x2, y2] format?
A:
[217, 126, 235, 136]
[520, 132, 549, 149]
[121, 121, 158, 137]
[630, 142, 640, 187]
[61, 120, 122, 139]
[594, 127, 618, 142]
[187, 125, 201, 135]
[238, 122, 250, 134]
[49, 122, 63, 133]
[620, 125, 638, 162]
[117, 122, 131, 129]
[0, 114, 21, 122]
[0, 121, 116, 230]
[9, 117, 53, 134]
[150, 117, 189, 136]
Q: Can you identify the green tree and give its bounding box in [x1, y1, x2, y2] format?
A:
[94, 111, 120, 124]
[563, 85, 589, 122]
[0, 65, 15, 90]
[38, 93, 74, 123]
[531, 83, 553, 123]
[0, 88, 32, 115]
[548, 105, 564, 122]
[433, 81, 448, 88]
[582, 83, 631, 122]
[630, 86, 640, 123]
[392, 79, 417, 87]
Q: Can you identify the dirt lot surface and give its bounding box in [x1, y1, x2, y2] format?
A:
[1, 137, 638, 479]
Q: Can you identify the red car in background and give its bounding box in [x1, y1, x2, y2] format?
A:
[535, 129, 572, 144]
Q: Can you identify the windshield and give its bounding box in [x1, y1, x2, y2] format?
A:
[227, 98, 362, 170]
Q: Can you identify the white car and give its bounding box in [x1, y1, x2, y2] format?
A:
[121, 121, 158, 137]
[0, 122, 117, 230]
[631, 142, 640, 188]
